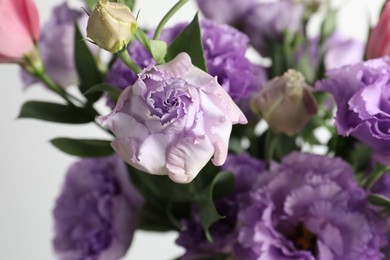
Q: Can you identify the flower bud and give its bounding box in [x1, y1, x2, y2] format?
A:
[251, 70, 317, 136]
[86, 0, 137, 53]
[367, 2, 390, 59]
[0, 0, 40, 64]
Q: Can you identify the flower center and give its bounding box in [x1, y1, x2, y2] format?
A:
[286, 224, 317, 254]
[146, 79, 191, 125]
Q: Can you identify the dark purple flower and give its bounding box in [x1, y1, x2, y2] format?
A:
[317, 57, 390, 164]
[22, 2, 90, 88]
[53, 156, 143, 260]
[195, 0, 255, 26]
[236, 152, 387, 260]
[176, 153, 264, 259]
[243, 0, 304, 57]
[106, 20, 265, 106]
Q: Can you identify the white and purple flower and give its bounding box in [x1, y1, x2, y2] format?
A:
[101, 53, 247, 183]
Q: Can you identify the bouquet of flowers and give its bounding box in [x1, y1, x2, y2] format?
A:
[2, 0, 390, 259]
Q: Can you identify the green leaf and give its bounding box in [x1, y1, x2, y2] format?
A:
[18, 101, 95, 124]
[368, 194, 390, 208]
[166, 13, 207, 72]
[117, 0, 135, 10]
[128, 169, 193, 232]
[196, 171, 235, 241]
[296, 50, 315, 83]
[51, 138, 113, 157]
[150, 40, 168, 63]
[84, 83, 122, 104]
[74, 23, 103, 103]
[135, 29, 167, 64]
[349, 144, 372, 172]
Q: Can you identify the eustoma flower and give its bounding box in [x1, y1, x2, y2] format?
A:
[53, 156, 143, 260]
[101, 53, 247, 183]
[236, 152, 387, 260]
[317, 57, 390, 163]
[0, 0, 39, 63]
[367, 1, 390, 59]
[87, 0, 137, 53]
[251, 70, 317, 136]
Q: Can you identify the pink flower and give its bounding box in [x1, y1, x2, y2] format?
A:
[367, 2, 390, 59]
[101, 53, 247, 183]
[0, 0, 40, 63]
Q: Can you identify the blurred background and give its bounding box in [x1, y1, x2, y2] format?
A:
[0, 0, 385, 259]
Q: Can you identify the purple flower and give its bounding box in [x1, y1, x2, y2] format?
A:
[195, 0, 255, 26]
[21, 2, 89, 88]
[101, 53, 247, 183]
[243, 0, 304, 57]
[53, 156, 143, 260]
[317, 57, 390, 163]
[106, 20, 264, 106]
[176, 153, 264, 259]
[302, 33, 364, 71]
[324, 33, 364, 69]
[236, 152, 387, 260]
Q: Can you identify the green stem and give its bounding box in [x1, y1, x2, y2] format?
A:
[364, 165, 390, 190]
[38, 73, 74, 104]
[23, 46, 113, 136]
[265, 130, 277, 165]
[153, 0, 189, 40]
[117, 49, 142, 74]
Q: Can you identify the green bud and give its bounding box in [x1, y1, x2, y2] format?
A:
[251, 70, 317, 136]
[86, 0, 137, 53]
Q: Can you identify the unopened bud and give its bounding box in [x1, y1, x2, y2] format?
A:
[86, 0, 137, 53]
[251, 70, 317, 136]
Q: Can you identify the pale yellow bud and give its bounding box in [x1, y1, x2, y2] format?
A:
[86, 0, 137, 53]
[251, 70, 317, 136]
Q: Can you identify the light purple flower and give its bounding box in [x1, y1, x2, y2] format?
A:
[21, 2, 89, 88]
[53, 156, 143, 260]
[324, 34, 364, 69]
[195, 0, 255, 26]
[176, 153, 264, 259]
[243, 0, 304, 57]
[106, 20, 265, 106]
[317, 57, 390, 163]
[236, 152, 387, 260]
[101, 53, 247, 183]
[302, 33, 364, 71]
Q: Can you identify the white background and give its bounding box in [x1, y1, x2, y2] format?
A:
[0, 0, 385, 259]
